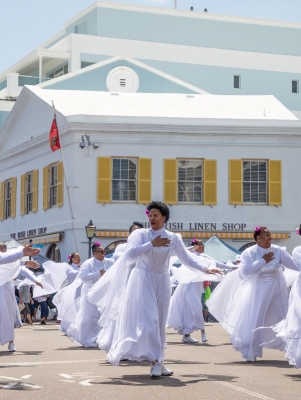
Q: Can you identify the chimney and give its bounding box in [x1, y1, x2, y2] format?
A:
[190, 6, 194, 11]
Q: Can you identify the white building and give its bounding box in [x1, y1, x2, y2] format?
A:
[0, 85, 300, 262]
[1, 1, 301, 131]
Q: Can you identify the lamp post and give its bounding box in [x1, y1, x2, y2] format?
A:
[85, 220, 96, 259]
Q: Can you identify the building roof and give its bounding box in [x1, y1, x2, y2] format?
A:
[40, 55, 210, 95]
[27, 85, 297, 122]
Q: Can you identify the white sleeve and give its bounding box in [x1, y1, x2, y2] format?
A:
[20, 266, 37, 283]
[280, 247, 298, 271]
[0, 248, 24, 265]
[127, 229, 153, 256]
[216, 260, 234, 270]
[240, 250, 266, 276]
[79, 262, 102, 282]
[66, 267, 78, 281]
[172, 235, 211, 273]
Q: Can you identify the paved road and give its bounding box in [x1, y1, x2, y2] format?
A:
[0, 322, 300, 399]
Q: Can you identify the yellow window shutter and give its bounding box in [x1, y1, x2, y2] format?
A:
[11, 177, 17, 218]
[164, 159, 177, 204]
[269, 160, 282, 206]
[229, 160, 242, 204]
[43, 166, 49, 210]
[20, 174, 26, 216]
[0, 181, 4, 221]
[32, 169, 39, 212]
[97, 157, 111, 203]
[138, 158, 152, 204]
[203, 160, 217, 205]
[57, 162, 64, 207]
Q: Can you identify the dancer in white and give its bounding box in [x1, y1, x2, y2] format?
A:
[65, 243, 114, 347]
[270, 245, 301, 368]
[207, 226, 298, 362]
[88, 201, 222, 378]
[0, 242, 42, 352]
[167, 238, 231, 344]
[96, 222, 143, 352]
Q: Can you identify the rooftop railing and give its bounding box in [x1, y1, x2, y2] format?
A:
[18, 75, 51, 86]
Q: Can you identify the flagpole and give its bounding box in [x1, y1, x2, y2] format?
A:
[51, 101, 78, 252]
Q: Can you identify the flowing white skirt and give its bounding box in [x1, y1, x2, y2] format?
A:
[0, 282, 21, 346]
[167, 282, 204, 335]
[273, 274, 301, 368]
[107, 267, 171, 365]
[208, 270, 288, 359]
[66, 282, 101, 347]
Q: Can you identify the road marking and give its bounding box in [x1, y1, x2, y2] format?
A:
[59, 380, 76, 383]
[59, 374, 73, 379]
[0, 376, 20, 381]
[195, 374, 275, 400]
[0, 359, 104, 367]
[79, 379, 94, 386]
[20, 375, 32, 380]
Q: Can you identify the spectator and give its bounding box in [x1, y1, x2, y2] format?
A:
[34, 296, 49, 325]
[19, 284, 33, 325]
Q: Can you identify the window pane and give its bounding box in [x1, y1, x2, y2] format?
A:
[234, 75, 240, 89]
[243, 162, 251, 181]
[250, 183, 258, 203]
[112, 159, 120, 179]
[121, 169, 128, 180]
[121, 159, 128, 169]
[177, 160, 203, 203]
[292, 80, 298, 93]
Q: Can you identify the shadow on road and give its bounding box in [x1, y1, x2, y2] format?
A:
[0, 350, 43, 357]
[181, 374, 238, 382]
[92, 374, 207, 387]
[215, 359, 292, 368]
[284, 374, 301, 381]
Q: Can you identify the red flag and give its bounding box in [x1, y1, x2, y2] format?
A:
[49, 118, 61, 152]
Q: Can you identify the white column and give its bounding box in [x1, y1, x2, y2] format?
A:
[6, 73, 19, 96]
[39, 55, 42, 84]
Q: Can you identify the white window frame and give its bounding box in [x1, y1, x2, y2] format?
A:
[292, 80, 299, 94]
[234, 75, 241, 89]
[26, 171, 33, 214]
[111, 158, 137, 203]
[50, 164, 58, 208]
[242, 160, 267, 205]
[5, 179, 12, 219]
[177, 159, 203, 204]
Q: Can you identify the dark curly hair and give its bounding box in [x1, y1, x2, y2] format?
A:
[191, 239, 203, 246]
[68, 252, 78, 265]
[253, 226, 269, 241]
[129, 221, 143, 234]
[146, 201, 170, 223]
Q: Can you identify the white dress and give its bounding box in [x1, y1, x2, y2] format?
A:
[167, 250, 229, 335]
[66, 257, 114, 347]
[58, 263, 80, 334]
[0, 266, 37, 346]
[207, 244, 298, 360]
[272, 246, 301, 368]
[88, 228, 213, 365]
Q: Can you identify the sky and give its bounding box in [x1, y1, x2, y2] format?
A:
[1, 0, 301, 72]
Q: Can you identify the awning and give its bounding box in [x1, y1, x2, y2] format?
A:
[18, 232, 63, 246]
[96, 231, 290, 240]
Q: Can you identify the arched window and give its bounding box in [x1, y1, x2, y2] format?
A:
[104, 240, 127, 255]
[46, 244, 61, 262]
[239, 242, 256, 252]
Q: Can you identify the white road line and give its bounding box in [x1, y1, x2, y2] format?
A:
[198, 374, 275, 400]
[0, 359, 104, 367]
[59, 380, 76, 383]
[0, 376, 21, 381]
[79, 379, 94, 386]
[20, 375, 32, 380]
[59, 374, 73, 379]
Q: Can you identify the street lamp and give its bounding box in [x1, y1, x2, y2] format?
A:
[85, 220, 96, 259]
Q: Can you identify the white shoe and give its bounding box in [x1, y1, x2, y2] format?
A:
[182, 335, 199, 343]
[150, 362, 162, 378]
[161, 364, 173, 376]
[8, 342, 16, 352]
[246, 357, 256, 362]
[201, 333, 208, 343]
